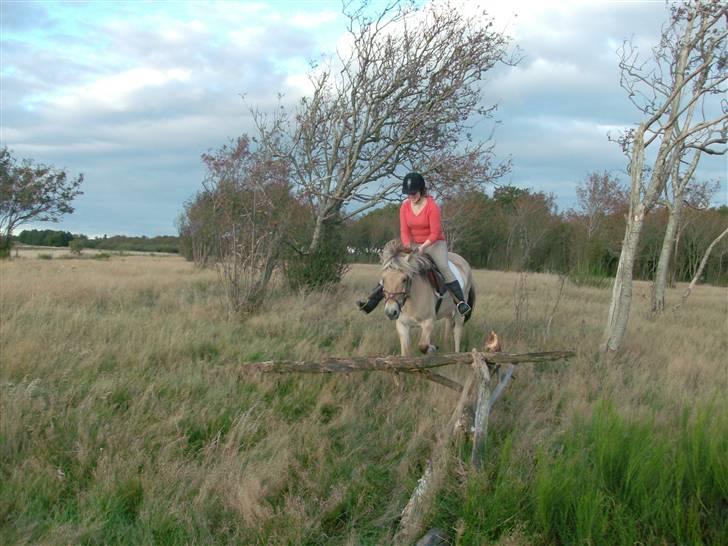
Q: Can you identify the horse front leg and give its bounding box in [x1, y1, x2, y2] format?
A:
[418, 319, 437, 354]
[452, 317, 464, 353]
[396, 319, 411, 356]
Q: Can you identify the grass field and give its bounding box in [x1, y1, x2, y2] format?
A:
[1, 255, 726, 545]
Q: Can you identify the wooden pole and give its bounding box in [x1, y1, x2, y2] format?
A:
[470, 352, 491, 470]
[394, 351, 480, 545]
[244, 351, 574, 374]
[404, 369, 463, 392]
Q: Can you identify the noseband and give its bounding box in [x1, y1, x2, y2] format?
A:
[383, 276, 411, 310]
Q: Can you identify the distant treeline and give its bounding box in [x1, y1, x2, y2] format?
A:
[343, 186, 728, 286]
[16, 230, 179, 253]
[177, 181, 728, 287]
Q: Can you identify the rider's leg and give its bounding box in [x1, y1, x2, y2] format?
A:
[424, 241, 471, 316]
[356, 283, 384, 313]
[445, 280, 471, 316]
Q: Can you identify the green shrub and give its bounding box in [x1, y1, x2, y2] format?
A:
[286, 218, 349, 290]
[567, 268, 612, 288]
[69, 239, 84, 255]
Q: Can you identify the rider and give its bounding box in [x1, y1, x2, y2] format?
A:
[357, 172, 472, 316]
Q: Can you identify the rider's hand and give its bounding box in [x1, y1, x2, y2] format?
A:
[417, 244, 425, 254]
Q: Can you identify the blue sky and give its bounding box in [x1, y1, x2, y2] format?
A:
[2, 0, 725, 236]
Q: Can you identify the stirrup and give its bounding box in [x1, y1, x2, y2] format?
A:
[457, 301, 471, 315]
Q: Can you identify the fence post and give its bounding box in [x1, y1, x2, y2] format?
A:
[471, 351, 491, 470]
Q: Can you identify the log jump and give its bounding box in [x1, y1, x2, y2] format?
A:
[245, 335, 575, 545]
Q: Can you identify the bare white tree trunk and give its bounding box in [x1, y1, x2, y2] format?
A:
[308, 210, 326, 253]
[603, 205, 646, 352]
[651, 203, 682, 313]
[603, 121, 648, 353]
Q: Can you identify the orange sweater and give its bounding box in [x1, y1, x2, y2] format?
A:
[399, 196, 445, 246]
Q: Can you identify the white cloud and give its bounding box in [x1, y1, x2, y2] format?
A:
[290, 11, 339, 29]
[284, 72, 315, 96]
[51, 67, 192, 112]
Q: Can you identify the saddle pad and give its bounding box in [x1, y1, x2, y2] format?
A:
[448, 260, 465, 289]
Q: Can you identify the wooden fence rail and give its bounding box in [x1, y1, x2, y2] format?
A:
[246, 350, 575, 374]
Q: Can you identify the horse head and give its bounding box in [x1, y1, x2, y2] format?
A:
[379, 240, 431, 320]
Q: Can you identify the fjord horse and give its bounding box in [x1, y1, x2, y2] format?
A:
[379, 240, 475, 356]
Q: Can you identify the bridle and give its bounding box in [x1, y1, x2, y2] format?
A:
[382, 275, 411, 310]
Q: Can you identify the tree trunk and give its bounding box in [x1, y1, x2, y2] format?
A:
[671, 220, 684, 287]
[0, 229, 13, 257]
[602, 123, 647, 353]
[308, 199, 340, 252]
[309, 212, 325, 252]
[602, 205, 646, 352]
[651, 202, 682, 313]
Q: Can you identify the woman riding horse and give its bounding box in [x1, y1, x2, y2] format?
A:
[357, 172, 472, 316]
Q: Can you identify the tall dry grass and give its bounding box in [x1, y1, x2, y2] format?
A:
[1, 255, 726, 544]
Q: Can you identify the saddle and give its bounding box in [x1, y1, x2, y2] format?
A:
[422, 256, 448, 313]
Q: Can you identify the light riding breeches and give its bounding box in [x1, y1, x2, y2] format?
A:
[423, 240, 457, 284]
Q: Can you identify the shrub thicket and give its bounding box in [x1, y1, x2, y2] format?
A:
[286, 217, 350, 290]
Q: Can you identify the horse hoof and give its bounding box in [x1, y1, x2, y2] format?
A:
[427, 344, 437, 354]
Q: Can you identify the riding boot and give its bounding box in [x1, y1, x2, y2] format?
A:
[356, 283, 384, 314]
[445, 281, 471, 316]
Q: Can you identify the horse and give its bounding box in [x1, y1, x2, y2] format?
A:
[379, 240, 475, 356]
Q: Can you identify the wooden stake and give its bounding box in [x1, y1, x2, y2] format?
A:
[470, 352, 491, 470]
[394, 352, 479, 545]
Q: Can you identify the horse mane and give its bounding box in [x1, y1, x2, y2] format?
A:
[380, 240, 432, 276]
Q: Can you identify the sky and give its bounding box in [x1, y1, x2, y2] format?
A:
[1, 0, 725, 237]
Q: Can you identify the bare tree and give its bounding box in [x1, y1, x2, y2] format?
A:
[496, 188, 555, 271]
[650, 144, 720, 312]
[0, 147, 84, 256]
[575, 171, 628, 241]
[670, 180, 716, 282]
[678, 225, 728, 305]
[200, 137, 297, 315]
[258, 0, 516, 255]
[602, 1, 727, 352]
[437, 151, 511, 249]
[177, 190, 217, 267]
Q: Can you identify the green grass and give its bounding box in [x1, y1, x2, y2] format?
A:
[1, 257, 726, 544]
[433, 402, 728, 545]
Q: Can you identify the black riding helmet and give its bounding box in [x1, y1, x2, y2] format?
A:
[402, 172, 425, 195]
